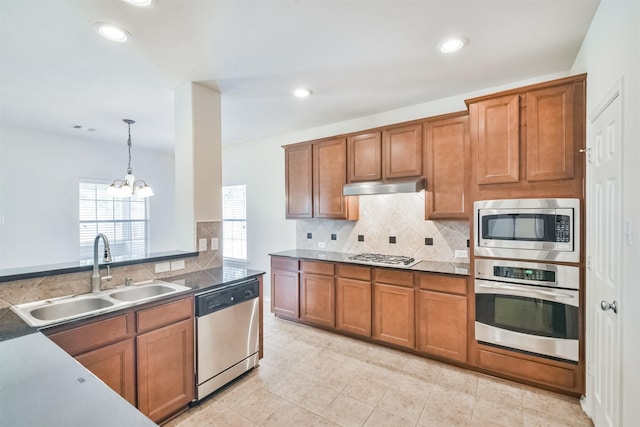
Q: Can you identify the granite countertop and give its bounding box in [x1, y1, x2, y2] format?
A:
[269, 249, 470, 276]
[0, 265, 265, 426]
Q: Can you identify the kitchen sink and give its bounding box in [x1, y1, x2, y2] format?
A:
[11, 280, 191, 327]
[29, 297, 114, 321]
[109, 283, 186, 302]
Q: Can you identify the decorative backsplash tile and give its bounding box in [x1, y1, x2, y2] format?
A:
[296, 192, 469, 262]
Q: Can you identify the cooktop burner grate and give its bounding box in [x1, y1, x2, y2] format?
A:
[348, 253, 418, 267]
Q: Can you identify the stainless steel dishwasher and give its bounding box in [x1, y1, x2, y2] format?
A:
[194, 278, 260, 402]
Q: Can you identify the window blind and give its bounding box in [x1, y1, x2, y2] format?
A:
[222, 185, 247, 261]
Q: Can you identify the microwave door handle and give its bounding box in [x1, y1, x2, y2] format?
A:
[477, 283, 575, 300]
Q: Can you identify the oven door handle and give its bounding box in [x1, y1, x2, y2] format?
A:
[477, 283, 576, 300]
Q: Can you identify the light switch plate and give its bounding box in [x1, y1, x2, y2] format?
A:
[318, 242, 326, 248]
[211, 238, 219, 251]
[171, 260, 185, 271]
[454, 250, 469, 259]
[155, 262, 170, 273]
[198, 238, 207, 252]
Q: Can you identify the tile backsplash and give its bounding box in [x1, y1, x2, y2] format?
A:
[296, 192, 469, 262]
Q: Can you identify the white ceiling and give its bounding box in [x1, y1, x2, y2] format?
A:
[0, 0, 600, 152]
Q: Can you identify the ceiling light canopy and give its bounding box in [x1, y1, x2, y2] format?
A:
[122, 0, 157, 7]
[107, 119, 154, 198]
[94, 22, 131, 42]
[439, 37, 467, 53]
[293, 88, 313, 98]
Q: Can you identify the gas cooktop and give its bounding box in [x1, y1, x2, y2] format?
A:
[347, 253, 419, 267]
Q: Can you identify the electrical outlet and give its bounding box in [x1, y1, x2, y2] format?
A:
[198, 238, 207, 252]
[211, 237, 219, 251]
[318, 242, 326, 249]
[171, 260, 185, 271]
[454, 250, 469, 259]
[154, 262, 170, 273]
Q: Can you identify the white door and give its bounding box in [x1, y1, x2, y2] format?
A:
[587, 86, 622, 427]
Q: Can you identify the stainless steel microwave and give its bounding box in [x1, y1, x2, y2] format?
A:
[474, 198, 580, 263]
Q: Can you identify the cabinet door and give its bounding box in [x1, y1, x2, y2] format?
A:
[348, 132, 382, 182]
[475, 94, 520, 184]
[137, 318, 195, 423]
[336, 278, 371, 337]
[271, 269, 299, 318]
[425, 115, 469, 219]
[373, 283, 415, 348]
[416, 290, 467, 362]
[285, 143, 313, 218]
[382, 124, 423, 179]
[313, 138, 351, 219]
[526, 83, 575, 182]
[76, 339, 136, 406]
[300, 273, 335, 327]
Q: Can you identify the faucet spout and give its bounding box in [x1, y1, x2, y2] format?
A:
[91, 233, 113, 292]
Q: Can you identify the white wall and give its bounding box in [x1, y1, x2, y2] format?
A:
[222, 71, 569, 298]
[570, 0, 640, 425]
[0, 125, 176, 269]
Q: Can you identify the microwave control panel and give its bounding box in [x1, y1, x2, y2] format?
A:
[555, 215, 572, 243]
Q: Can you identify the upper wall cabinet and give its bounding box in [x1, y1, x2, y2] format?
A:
[467, 74, 586, 199]
[424, 113, 469, 219]
[284, 139, 358, 220]
[347, 132, 382, 182]
[382, 123, 423, 179]
[285, 143, 313, 218]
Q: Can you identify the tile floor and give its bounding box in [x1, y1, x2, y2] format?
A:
[166, 307, 593, 427]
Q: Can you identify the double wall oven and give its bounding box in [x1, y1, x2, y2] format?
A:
[473, 198, 581, 362]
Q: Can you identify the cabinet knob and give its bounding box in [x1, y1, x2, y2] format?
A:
[579, 148, 591, 153]
[600, 300, 618, 313]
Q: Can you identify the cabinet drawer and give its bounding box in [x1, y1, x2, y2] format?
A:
[48, 313, 134, 356]
[417, 274, 467, 295]
[137, 297, 193, 333]
[374, 268, 414, 287]
[302, 261, 334, 276]
[477, 348, 578, 390]
[271, 256, 299, 272]
[337, 264, 371, 281]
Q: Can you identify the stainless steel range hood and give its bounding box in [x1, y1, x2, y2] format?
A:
[343, 177, 426, 196]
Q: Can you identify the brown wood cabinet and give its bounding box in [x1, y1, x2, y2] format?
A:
[348, 132, 382, 182]
[336, 264, 372, 337]
[313, 138, 358, 219]
[300, 261, 335, 327]
[372, 269, 415, 348]
[424, 113, 470, 219]
[382, 123, 423, 179]
[416, 274, 468, 363]
[467, 74, 586, 199]
[75, 339, 136, 405]
[271, 256, 300, 319]
[284, 143, 313, 218]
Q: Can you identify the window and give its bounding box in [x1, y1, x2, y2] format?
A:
[79, 181, 149, 262]
[222, 185, 247, 261]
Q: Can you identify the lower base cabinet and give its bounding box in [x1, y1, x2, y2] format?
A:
[373, 283, 415, 348]
[336, 277, 371, 337]
[75, 338, 136, 406]
[417, 290, 467, 362]
[137, 318, 194, 422]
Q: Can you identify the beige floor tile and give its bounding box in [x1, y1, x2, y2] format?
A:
[321, 394, 375, 427]
[521, 387, 590, 425]
[259, 399, 319, 426]
[364, 407, 417, 427]
[400, 355, 445, 382]
[313, 417, 342, 426]
[342, 374, 389, 406]
[470, 398, 524, 427]
[522, 408, 593, 427]
[202, 409, 254, 427]
[170, 399, 227, 426]
[475, 375, 524, 407]
[227, 387, 288, 423]
[288, 380, 340, 415]
[378, 387, 428, 422]
[436, 365, 479, 395]
[418, 385, 474, 427]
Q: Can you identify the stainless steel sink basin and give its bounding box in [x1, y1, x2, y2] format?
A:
[11, 280, 191, 327]
[29, 297, 114, 321]
[109, 283, 182, 302]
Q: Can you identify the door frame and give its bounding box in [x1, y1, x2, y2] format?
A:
[582, 77, 624, 425]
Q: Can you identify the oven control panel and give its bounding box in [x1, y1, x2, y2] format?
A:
[493, 266, 556, 283]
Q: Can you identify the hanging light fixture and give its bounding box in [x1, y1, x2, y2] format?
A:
[107, 119, 154, 198]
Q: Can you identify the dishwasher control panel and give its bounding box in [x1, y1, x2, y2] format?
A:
[195, 279, 259, 316]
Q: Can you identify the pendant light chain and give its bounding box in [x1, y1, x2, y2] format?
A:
[127, 122, 133, 175]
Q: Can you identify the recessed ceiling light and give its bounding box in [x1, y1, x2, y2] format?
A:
[94, 22, 131, 42]
[122, 0, 157, 7]
[293, 88, 313, 98]
[439, 37, 467, 54]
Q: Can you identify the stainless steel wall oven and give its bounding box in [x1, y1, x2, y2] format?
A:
[475, 258, 580, 362]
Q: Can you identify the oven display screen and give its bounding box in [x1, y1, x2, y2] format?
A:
[493, 266, 556, 282]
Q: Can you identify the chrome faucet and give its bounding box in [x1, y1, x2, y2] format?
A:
[91, 233, 113, 292]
